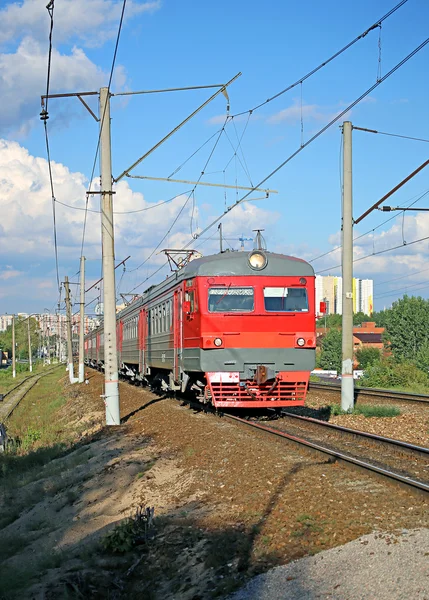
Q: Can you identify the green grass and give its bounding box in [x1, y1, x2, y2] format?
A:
[330, 403, 401, 417]
[0, 362, 46, 394]
[4, 367, 70, 448]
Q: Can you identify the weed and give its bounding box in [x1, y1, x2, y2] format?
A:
[21, 426, 42, 450]
[354, 404, 401, 418]
[184, 447, 195, 458]
[330, 404, 400, 418]
[101, 506, 155, 554]
[291, 514, 323, 538]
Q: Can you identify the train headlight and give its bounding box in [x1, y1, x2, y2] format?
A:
[297, 337, 305, 347]
[248, 251, 267, 270]
[214, 338, 223, 347]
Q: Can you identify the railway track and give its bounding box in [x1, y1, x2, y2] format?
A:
[222, 410, 429, 497]
[0, 367, 59, 421]
[309, 381, 429, 404]
[102, 367, 429, 497]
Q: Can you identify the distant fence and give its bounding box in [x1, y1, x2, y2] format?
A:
[311, 370, 364, 380]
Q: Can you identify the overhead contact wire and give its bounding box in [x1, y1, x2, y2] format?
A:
[231, 0, 409, 118]
[80, 0, 128, 260]
[184, 37, 429, 249]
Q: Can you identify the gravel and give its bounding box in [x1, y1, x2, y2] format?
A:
[227, 528, 429, 600]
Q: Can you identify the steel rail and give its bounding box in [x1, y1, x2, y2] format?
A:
[224, 413, 429, 497]
[1, 367, 59, 420]
[2, 372, 43, 399]
[279, 410, 429, 458]
[309, 382, 429, 403]
[90, 366, 429, 496]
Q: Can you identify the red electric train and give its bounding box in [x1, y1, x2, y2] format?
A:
[85, 246, 316, 409]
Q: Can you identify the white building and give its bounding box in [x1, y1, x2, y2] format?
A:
[0, 315, 13, 332]
[316, 276, 373, 316]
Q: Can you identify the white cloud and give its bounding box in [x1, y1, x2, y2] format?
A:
[0, 38, 110, 135]
[0, 0, 160, 134]
[0, 0, 161, 47]
[267, 99, 340, 125]
[0, 139, 214, 268]
[312, 212, 429, 288]
[0, 268, 22, 280]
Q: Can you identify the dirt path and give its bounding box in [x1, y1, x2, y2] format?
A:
[1, 370, 428, 599]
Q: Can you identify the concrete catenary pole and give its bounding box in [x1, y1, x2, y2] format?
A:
[99, 87, 120, 425]
[64, 276, 77, 384]
[12, 314, 16, 378]
[42, 314, 46, 364]
[218, 223, 223, 253]
[58, 303, 62, 362]
[47, 324, 51, 365]
[341, 121, 354, 412]
[78, 256, 85, 383]
[27, 318, 33, 372]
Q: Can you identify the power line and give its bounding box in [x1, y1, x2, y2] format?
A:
[353, 126, 429, 143]
[316, 233, 429, 275]
[375, 279, 429, 299]
[55, 190, 193, 214]
[119, 3, 423, 296]
[41, 0, 60, 293]
[129, 35, 429, 296]
[377, 264, 429, 287]
[80, 0, 128, 259]
[309, 189, 429, 264]
[128, 118, 228, 278]
[183, 36, 429, 250]
[231, 0, 409, 118]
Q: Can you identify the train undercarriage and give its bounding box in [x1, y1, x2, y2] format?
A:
[85, 359, 309, 408]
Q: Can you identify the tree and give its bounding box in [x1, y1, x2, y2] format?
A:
[371, 309, 390, 328]
[319, 329, 342, 373]
[353, 312, 373, 325]
[383, 295, 429, 362]
[316, 314, 342, 329]
[415, 340, 429, 373]
[355, 347, 381, 369]
[0, 317, 40, 358]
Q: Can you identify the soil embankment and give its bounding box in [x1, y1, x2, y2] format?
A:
[0, 369, 428, 599]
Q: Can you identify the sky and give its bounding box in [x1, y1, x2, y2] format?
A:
[0, 0, 428, 316]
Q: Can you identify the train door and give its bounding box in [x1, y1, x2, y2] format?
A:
[173, 287, 183, 382]
[139, 308, 147, 374]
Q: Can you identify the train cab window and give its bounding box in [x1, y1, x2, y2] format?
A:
[264, 287, 309, 312]
[208, 287, 254, 313]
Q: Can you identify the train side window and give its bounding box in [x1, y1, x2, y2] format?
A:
[263, 287, 309, 312]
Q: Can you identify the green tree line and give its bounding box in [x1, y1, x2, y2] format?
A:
[317, 295, 429, 392]
[0, 317, 41, 359]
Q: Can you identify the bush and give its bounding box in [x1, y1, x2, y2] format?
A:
[360, 358, 429, 391]
[101, 506, 154, 554]
[355, 347, 381, 369]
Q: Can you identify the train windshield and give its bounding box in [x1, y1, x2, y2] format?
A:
[264, 287, 308, 312]
[208, 287, 254, 312]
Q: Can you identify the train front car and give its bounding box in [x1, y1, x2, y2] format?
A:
[183, 249, 316, 409]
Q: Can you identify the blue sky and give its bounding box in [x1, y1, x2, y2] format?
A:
[0, 0, 428, 315]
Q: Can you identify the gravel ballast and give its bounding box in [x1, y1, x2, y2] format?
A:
[227, 528, 429, 600]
